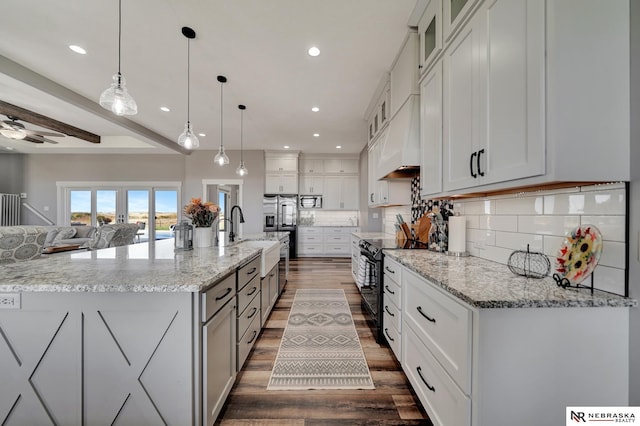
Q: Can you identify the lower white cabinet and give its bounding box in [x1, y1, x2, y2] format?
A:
[383, 256, 403, 361]
[298, 227, 358, 257]
[260, 263, 279, 325]
[350, 234, 360, 281]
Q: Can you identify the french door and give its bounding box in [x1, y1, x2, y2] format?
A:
[58, 182, 180, 242]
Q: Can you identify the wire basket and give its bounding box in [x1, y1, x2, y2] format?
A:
[507, 244, 550, 279]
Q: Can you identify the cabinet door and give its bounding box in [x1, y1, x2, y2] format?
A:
[203, 300, 236, 426]
[280, 174, 298, 194]
[391, 32, 419, 118]
[420, 62, 443, 197]
[269, 265, 279, 308]
[342, 176, 359, 210]
[265, 174, 282, 194]
[443, 0, 480, 42]
[418, 0, 443, 75]
[299, 176, 324, 194]
[442, 10, 486, 192]
[300, 158, 324, 174]
[265, 157, 297, 172]
[481, 0, 545, 186]
[323, 177, 342, 209]
[367, 144, 378, 206]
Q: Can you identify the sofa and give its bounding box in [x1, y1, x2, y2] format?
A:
[0, 226, 50, 264]
[43, 225, 97, 248]
[86, 223, 139, 250]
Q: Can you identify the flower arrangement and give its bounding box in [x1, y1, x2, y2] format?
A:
[184, 197, 220, 228]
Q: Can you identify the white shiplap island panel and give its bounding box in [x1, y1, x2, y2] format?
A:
[384, 250, 633, 426]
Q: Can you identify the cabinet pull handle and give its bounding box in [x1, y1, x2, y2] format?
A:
[246, 267, 257, 276]
[215, 287, 232, 301]
[370, 193, 374, 202]
[477, 149, 485, 176]
[384, 328, 395, 342]
[384, 305, 395, 316]
[247, 286, 257, 296]
[417, 306, 436, 323]
[470, 151, 477, 178]
[247, 330, 258, 344]
[247, 306, 258, 319]
[384, 266, 395, 274]
[385, 285, 395, 295]
[416, 366, 436, 392]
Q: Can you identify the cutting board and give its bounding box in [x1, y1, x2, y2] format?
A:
[416, 214, 431, 243]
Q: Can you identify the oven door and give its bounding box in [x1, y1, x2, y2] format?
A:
[358, 252, 379, 317]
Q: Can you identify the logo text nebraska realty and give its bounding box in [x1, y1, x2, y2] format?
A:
[567, 407, 638, 423]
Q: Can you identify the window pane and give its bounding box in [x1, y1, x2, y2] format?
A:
[218, 192, 226, 231]
[96, 190, 116, 226]
[70, 190, 91, 225]
[127, 190, 149, 225]
[155, 190, 178, 240]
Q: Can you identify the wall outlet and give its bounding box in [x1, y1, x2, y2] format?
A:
[0, 294, 21, 310]
[19, 193, 27, 199]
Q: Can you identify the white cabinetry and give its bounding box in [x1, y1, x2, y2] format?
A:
[367, 75, 391, 143]
[260, 264, 279, 325]
[265, 151, 299, 194]
[299, 158, 324, 174]
[443, 0, 480, 42]
[298, 227, 358, 257]
[367, 131, 411, 207]
[265, 173, 298, 194]
[350, 234, 360, 281]
[442, 0, 544, 192]
[390, 31, 419, 118]
[382, 256, 403, 361]
[418, 0, 443, 76]
[265, 156, 297, 172]
[299, 175, 324, 194]
[420, 62, 443, 197]
[324, 176, 358, 210]
[324, 158, 359, 174]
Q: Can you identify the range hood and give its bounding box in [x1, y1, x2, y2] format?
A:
[377, 94, 420, 179]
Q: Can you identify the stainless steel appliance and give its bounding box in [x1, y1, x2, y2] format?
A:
[263, 194, 297, 258]
[358, 238, 428, 344]
[278, 234, 290, 294]
[299, 195, 323, 209]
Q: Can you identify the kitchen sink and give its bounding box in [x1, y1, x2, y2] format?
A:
[235, 240, 281, 277]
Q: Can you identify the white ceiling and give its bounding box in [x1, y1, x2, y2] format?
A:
[0, 0, 418, 155]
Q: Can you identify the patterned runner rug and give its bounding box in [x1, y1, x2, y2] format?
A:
[267, 289, 375, 390]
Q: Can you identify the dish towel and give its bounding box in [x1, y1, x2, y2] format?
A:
[356, 255, 375, 290]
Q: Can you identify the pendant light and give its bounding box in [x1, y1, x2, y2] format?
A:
[214, 75, 230, 166]
[236, 104, 249, 176]
[177, 26, 199, 149]
[99, 0, 138, 116]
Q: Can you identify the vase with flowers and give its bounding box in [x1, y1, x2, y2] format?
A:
[184, 197, 220, 247]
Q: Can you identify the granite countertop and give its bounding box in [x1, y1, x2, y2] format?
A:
[239, 231, 290, 242]
[352, 231, 389, 239]
[384, 250, 637, 309]
[0, 239, 261, 293]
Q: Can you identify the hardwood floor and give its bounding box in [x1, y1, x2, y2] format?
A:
[215, 257, 433, 426]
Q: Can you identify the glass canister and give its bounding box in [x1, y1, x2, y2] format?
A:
[174, 220, 193, 250]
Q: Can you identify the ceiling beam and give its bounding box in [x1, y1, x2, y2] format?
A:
[0, 55, 191, 155]
[0, 100, 100, 144]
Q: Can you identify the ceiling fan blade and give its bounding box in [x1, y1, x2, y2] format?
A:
[24, 129, 65, 138]
[1, 120, 17, 130]
[24, 135, 58, 144]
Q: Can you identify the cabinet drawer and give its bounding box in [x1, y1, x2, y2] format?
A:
[403, 326, 470, 426]
[383, 312, 401, 362]
[237, 314, 261, 370]
[300, 234, 322, 243]
[383, 257, 402, 283]
[383, 298, 401, 332]
[237, 291, 261, 340]
[325, 227, 355, 235]
[404, 269, 472, 393]
[238, 256, 261, 291]
[324, 234, 350, 243]
[298, 243, 323, 254]
[298, 227, 323, 235]
[324, 244, 350, 255]
[202, 273, 236, 322]
[237, 279, 260, 316]
[383, 275, 401, 309]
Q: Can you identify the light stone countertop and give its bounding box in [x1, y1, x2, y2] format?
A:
[352, 231, 389, 240]
[239, 232, 290, 242]
[0, 239, 261, 293]
[384, 250, 637, 309]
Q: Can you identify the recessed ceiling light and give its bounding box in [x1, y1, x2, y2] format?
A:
[69, 45, 87, 55]
[283, 145, 290, 149]
[313, 133, 320, 137]
[199, 133, 206, 137]
[160, 106, 171, 112]
[311, 107, 320, 112]
[336, 145, 342, 149]
[308, 46, 320, 57]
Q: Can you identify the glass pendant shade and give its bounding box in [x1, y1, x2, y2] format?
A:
[214, 146, 230, 165]
[236, 161, 248, 176]
[100, 73, 138, 116]
[0, 129, 26, 140]
[178, 121, 199, 149]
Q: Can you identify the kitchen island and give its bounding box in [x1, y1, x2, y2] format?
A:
[0, 238, 264, 426]
[383, 249, 636, 426]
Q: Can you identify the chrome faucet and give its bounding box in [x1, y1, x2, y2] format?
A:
[228, 205, 245, 242]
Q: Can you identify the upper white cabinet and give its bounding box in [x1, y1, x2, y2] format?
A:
[324, 158, 359, 174]
[299, 175, 324, 195]
[265, 156, 298, 172]
[443, 0, 480, 42]
[418, 0, 443, 76]
[265, 151, 299, 194]
[367, 75, 391, 144]
[390, 31, 419, 118]
[299, 158, 324, 174]
[420, 62, 443, 197]
[442, 0, 545, 192]
[265, 173, 298, 194]
[324, 176, 359, 210]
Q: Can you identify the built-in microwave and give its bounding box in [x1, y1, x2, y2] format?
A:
[299, 195, 322, 209]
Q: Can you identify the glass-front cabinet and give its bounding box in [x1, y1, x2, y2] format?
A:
[418, 0, 442, 76]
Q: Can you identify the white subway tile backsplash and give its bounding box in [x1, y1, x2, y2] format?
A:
[494, 232, 543, 252]
[598, 241, 626, 269]
[542, 235, 565, 259]
[592, 266, 626, 295]
[480, 245, 515, 265]
[468, 229, 496, 247]
[517, 215, 580, 236]
[495, 196, 543, 215]
[465, 215, 480, 229]
[580, 216, 626, 242]
[481, 215, 518, 232]
[544, 190, 625, 215]
[462, 199, 494, 215]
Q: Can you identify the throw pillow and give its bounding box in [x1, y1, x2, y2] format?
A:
[53, 227, 77, 242]
[74, 226, 96, 239]
[43, 229, 60, 248]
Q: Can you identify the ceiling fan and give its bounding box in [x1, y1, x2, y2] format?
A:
[0, 115, 65, 144]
